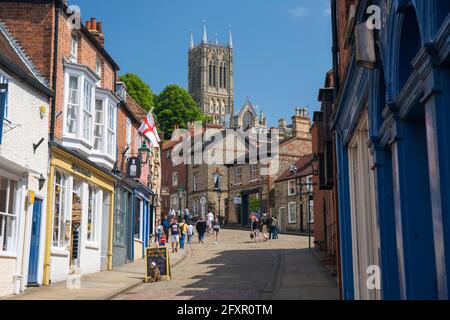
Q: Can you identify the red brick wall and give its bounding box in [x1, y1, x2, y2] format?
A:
[0, 0, 56, 82]
[0, 1, 117, 139]
[312, 122, 325, 245]
[336, 0, 356, 86]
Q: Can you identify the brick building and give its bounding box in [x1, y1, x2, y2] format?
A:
[311, 70, 341, 294]
[273, 155, 313, 234]
[0, 0, 120, 285]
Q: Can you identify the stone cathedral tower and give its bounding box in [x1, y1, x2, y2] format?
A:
[188, 24, 234, 126]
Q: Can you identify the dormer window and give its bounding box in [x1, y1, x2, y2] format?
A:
[70, 35, 78, 63]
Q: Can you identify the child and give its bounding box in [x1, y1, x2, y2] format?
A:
[187, 224, 194, 244]
[159, 234, 166, 246]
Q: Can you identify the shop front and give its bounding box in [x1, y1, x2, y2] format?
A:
[134, 184, 154, 261]
[43, 144, 116, 285]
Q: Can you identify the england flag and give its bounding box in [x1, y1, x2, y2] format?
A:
[139, 112, 161, 147]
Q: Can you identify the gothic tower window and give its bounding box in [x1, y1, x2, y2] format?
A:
[219, 64, 223, 88]
[197, 66, 201, 88]
[243, 110, 252, 127]
[209, 62, 213, 87]
[223, 64, 227, 89]
[213, 63, 217, 87]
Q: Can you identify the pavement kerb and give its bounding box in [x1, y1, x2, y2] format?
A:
[104, 245, 193, 300]
[260, 250, 284, 300]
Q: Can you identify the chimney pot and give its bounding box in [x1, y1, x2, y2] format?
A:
[97, 21, 103, 34]
[86, 20, 92, 30]
[90, 18, 97, 31]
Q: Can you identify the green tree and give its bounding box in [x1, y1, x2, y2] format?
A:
[153, 84, 207, 138]
[119, 73, 155, 111]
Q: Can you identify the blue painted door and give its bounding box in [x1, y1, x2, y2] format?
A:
[28, 198, 42, 285]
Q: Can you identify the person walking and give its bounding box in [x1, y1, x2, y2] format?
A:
[179, 219, 188, 250]
[206, 211, 214, 235]
[170, 217, 180, 253]
[184, 208, 190, 224]
[212, 214, 220, 245]
[187, 223, 194, 244]
[196, 217, 207, 244]
[161, 215, 170, 243]
[266, 214, 273, 240]
[271, 216, 279, 239]
[156, 219, 164, 245]
[261, 213, 269, 241]
[251, 213, 259, 242]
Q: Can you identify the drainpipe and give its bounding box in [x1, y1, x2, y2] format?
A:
[331, 0, 340, 99]
[43, 0, 62, 287]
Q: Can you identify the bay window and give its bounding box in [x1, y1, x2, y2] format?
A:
[107, 102, 115, 157]
[94, 99, 104, 150]
[52, 171, 68, 248]
[66, 76, 79, 134]
[83, 80, 93, 142]
[0, 176, 17, 253]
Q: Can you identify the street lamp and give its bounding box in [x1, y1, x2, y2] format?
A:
[177, 186, 185, 219]
[213, 169, 222, 224]
[138, 140, 151, 165]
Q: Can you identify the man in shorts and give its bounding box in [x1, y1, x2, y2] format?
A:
[170, 218, 180, 253]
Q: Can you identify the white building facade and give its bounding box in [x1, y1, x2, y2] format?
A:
[0, 21, 52, 297]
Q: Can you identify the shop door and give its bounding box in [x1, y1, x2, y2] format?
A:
[28, 198, 42, 285]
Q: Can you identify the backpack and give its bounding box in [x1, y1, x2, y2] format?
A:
[271, 219, 278, 228]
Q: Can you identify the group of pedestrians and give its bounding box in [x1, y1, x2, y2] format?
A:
[155, 209, 222, 253]
[250, 212, 279, 242]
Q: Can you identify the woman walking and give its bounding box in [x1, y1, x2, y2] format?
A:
[251, 213, 259, 242]
[212, 214, 221, 245]
[178, 219, 188, 250]
[196, 217, 207, 244]
[170, 217, 180, 253]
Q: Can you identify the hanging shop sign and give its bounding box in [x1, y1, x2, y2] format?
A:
[127, 157, 142, 179]
[145, 247, 171, 282]
[234, 196, 242, 204]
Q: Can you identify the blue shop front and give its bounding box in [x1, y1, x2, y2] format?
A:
[332, 1, 450, 300]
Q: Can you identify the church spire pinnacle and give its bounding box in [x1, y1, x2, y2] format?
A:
[228, 25, 233, 48]
[190, 29, 194, 48]
[202, 20, 208, 44]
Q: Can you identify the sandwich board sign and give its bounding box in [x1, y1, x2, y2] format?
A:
[145, 247, 171, 282]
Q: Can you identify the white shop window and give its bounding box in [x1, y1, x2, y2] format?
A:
[87, 185, 98, 243]
[134, 197, 143, 240]
[93, 99, 104, 151]
[107, 102, 115, 157]
[288, 201, 296, 224]
[0, 73, 9, 119]
[0, 176, 18, 254]
[52, 171, 68, 248]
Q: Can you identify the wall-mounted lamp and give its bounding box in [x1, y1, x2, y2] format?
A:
[33, 137, 45, 154]
[38, 173, 46, 191]
[39, 105, 46, 119]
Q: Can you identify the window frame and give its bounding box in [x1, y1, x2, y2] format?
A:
[70, 34, 78, 63]
[288, 180, 296, 196]
[288, 201, 297, 224]
[0, 176, 18, 254]
[52, 171, 68, 248]
[82, 79, 94, 143]
[93, 99, 104, 151]
[172, 172, 178, 187]
[107, 101, 116, 157]
[193, 174, 199, 191]
[235, 167, 242, 185]
[86, 185, 99, 243]
[0, 73, 10, 120]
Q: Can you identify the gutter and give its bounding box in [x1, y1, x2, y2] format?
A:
[331, 0, 340, 100]
[49, 0, 61, 143]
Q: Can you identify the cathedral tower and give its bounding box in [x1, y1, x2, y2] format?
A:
[188, 24, 234, 126]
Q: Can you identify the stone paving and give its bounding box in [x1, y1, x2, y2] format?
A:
[113, 229, 339, 300]
[3, 229, 338, 300]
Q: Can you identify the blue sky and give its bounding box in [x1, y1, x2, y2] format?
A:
[74, 0, 332, 127]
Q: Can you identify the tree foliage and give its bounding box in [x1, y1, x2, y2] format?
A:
[119, 73, 155, 111]
[153, 84, 207, 138]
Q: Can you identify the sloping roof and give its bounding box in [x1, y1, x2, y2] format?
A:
[275, 154, 313, 183]
[0, 19, 51, 96]
[126, 93, 147, 121]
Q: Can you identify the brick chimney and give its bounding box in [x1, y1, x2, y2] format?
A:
[292, 107, 311, 140]
[85, 17, 105, 46]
